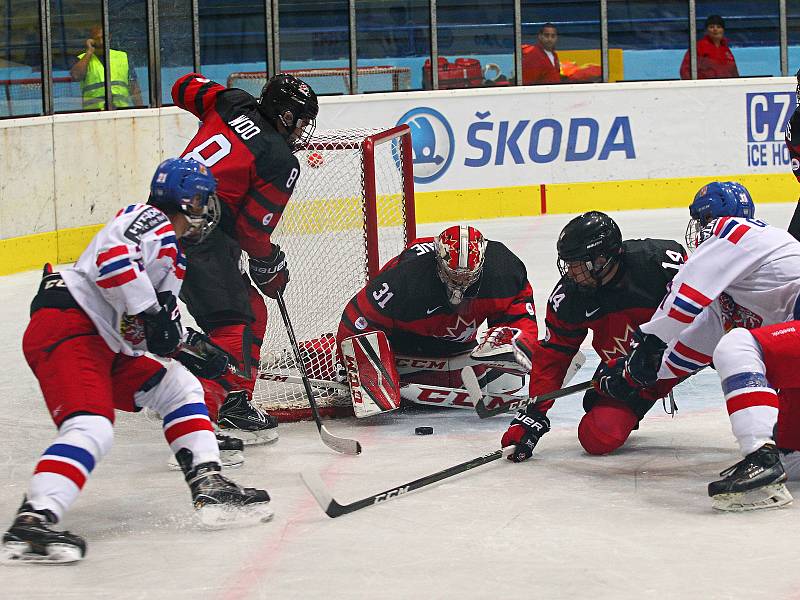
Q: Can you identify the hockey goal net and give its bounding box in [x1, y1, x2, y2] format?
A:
[227, 66, 412, 96]
[253, 125, 415, 421]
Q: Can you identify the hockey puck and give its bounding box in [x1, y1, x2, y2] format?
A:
[415, 426, 434, 436]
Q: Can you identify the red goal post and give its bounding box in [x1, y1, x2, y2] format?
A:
[253, 125, 416, 421]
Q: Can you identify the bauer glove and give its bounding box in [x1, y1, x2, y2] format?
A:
[249, 244, 289, 299]
[501, 408, 550, 463]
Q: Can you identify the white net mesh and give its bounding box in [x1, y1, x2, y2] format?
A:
[226, 66, 412, 96]
[253, 127, 412, 420]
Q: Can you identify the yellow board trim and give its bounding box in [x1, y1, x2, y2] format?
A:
[1, 173, 796, 276]
[0, 224, 103, 276]
[415, 172, 798, 222]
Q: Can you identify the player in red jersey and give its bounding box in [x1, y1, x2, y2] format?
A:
[172, 72, 318, 445]
[336, 225, 539, 402]
[501, 211, 687, 461]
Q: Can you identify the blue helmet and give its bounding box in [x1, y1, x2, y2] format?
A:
[686, 181, 755, 249]
[149, 158, 219, 242]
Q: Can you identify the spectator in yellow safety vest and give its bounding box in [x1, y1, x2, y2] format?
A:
[70, 25, 143, 110]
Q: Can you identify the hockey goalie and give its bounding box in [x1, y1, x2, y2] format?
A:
[334, 224, 540, 418]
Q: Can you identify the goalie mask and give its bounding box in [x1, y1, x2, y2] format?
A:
[557, 211, 623, 288]
[258, 74, 319, 152]
[149, 158, 220, 243]
[686, 181, 755, 250]
[435, 225, 487, 305]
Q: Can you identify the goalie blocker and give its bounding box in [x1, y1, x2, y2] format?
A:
[340, 331, 401, 418]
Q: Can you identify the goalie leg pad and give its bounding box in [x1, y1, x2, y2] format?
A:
[341, 331, 401, 418]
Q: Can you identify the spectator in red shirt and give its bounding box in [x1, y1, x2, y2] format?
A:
[522, 23, 562, 85]
[680, 15, 739, 80]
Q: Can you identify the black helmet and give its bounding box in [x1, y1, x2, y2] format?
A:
[796, 67, 800, 105]
[258, 73, 319, 152]
[557, 211, 623, 286]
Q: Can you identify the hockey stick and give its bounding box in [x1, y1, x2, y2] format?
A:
[461, 366, 592, 418]
[301, 446, 514, 518]
[257, 371, 518, 412]
[275, 291, 361, 455]
[258, 370, 350, 391]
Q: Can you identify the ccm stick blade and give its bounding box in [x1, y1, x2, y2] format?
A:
[300, 447, 513, 518]
[275, 291, 361, 455]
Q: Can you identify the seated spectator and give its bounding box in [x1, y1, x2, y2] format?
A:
[522, 23, 562, 85]
[70, 25, 143, 109]
[680, 15, 739, 80]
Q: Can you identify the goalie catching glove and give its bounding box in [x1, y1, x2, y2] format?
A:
[470, 326, 533, 372]
[249, 244, 289, 299]
[501, 407, 550, 463]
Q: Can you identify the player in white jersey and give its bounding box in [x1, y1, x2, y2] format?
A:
[2, 158, 273, 565]
[594, 181, 800, 511]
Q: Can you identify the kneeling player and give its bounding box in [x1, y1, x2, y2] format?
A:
[336, 225, 539, 415]
[501, 210, 686, 462]
[1, 159, 272, 565]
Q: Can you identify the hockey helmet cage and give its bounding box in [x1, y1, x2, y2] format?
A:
[435, 225, 488, 305]
[149, 157, 220, 243]
[557, 211, 623, 286]
[686, 181, 755, 249]
[258, 74, 319, 151]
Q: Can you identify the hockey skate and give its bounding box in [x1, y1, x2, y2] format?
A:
[1, 501, 86, 564]
[217, 390, 279, 445]
[167, 432, 245, 471]
[708, 444, 793, 512]
[177, 449, 273, 529]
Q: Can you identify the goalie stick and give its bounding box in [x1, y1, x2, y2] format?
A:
[301, 446, 514, 518]
[275, 291, 361, 455]
[461, 367, 592, 418]
[257, 371, 533, 413]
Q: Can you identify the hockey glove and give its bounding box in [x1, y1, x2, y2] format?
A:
[174, 328, 231, 379]
[626, 330, 667, 387]
[470, 326, 534, 372]
[142, 291, 183, 357]
[501, 408, 550, 463]
[249, 245, 289, 299]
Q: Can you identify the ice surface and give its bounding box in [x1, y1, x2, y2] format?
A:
[2, 204, 800, 599]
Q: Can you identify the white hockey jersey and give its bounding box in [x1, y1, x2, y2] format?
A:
[61, 203, 187, 356]
[639, 216, 800, 379]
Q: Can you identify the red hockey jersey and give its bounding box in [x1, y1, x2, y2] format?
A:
[786, 104, 800, 184]
[336, 237, 538, 357]
[533, 238, 685, 408]
[172, 73, 300, 258]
